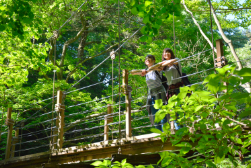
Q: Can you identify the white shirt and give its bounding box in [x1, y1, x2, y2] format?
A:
[164, 58, 182, 85]
[145, 70, 162, 90]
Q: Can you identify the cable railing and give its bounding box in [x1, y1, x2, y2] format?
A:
[2, 43, 250, 161]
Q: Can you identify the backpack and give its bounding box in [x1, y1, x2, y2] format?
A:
[173, 65, 191, 86]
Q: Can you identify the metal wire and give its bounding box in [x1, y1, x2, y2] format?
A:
[44, 0, 88, 44]
[14, 134, 58, 146]
[67, 93, 119, 108]
[64, 133, 105, 142]
[67, 25, 144, 91]
[18, 126, 56, 138]
[64, 101, 126, 119]
[66, 77, 118, 94]
[15, 102, 53, 127]
[21, 117, 57, 129]
[14, 143, 57, 153]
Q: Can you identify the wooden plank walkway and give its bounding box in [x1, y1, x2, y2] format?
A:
[0, 133, 183, 168]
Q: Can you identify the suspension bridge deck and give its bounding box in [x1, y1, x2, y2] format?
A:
[0, 133, 181, 168]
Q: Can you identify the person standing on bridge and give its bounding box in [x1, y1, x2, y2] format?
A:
[148, 48, 182, 130]
[130, 55, 168, 132]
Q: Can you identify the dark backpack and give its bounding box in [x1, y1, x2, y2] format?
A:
[173, 65, 191, 86]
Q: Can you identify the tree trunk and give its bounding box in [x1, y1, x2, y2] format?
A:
[182, 0, 216, 53]
[207, 0, 243, 70]
[207, 0, 250, 93]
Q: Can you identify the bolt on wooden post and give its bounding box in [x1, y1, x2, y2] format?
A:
[5, 107, 14, 160]
[123, 70, 132, 138]
[104, 104, 113, 141]
[55, 90, 65, 149]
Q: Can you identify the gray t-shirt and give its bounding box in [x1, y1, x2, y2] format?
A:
[145, 70, 162, 90]
[164, 58, 182, 86]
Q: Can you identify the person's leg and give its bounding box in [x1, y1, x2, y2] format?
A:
[150, 96, 162, 131]
[174, 88, 181, 130]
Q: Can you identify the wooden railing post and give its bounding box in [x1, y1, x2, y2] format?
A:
[11, 128, 19, 158]
[104, 104, 113, 141]
[55, 91, 65, 149]
[123, 70, 132, 138]
[5, 107, 14, 160]
[215, 39, 226, 68]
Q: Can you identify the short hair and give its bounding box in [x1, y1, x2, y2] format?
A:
[145, 55, 155, 61]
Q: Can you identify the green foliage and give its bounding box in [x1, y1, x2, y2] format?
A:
[154, 66, 251, 167]
[91, 158, 155, 168]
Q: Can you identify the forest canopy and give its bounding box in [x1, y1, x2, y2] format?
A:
[0, 0, 250, 166]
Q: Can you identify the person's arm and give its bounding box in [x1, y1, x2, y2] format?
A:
[130, 69, 148, 76]
[160, 59, 178, 67]
[147, 62, 163, 71]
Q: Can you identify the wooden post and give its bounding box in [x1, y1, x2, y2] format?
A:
[123, 70, 132, 138]
[104, 104, 113, 141]
[55, 91, 65, 149]
[53, 119, 59, 150]
[215, 39, 225, 68]
[5, 107, 14, 160]
[11, 128, 19, 158]
[216, 39, 228, 93]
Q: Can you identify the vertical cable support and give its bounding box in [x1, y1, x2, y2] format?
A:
[117, 0, 122, 155]
[173, 12, 176, 56]
[49, 31, 57, 162]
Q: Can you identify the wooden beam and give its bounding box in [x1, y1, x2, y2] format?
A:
[55, 90, 65, 149]
[215, 39, 225, 68]
[123, 70, 132, 138]
[104, 104, 113, 141]
[5, 107, 13, 160]
[11, 128, 19, 158]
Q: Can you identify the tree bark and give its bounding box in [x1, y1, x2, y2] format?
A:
[207, 0, 243, 70]
[182, 0, 217, 53]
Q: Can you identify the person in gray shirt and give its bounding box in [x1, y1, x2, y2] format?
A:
[131, 55, 168, 132]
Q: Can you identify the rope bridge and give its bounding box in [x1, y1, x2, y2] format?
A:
[0, 39, 250, 168]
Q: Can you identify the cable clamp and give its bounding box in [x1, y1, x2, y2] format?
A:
[110, 50, 115, 60]
[55, 104, 65, 112]
[5, 119, 14, 126]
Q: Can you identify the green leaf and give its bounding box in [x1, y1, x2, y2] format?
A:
[175, 142, 192, 148]
[147, 36, 152, 43]
[161, 157, 173, 167]
[180, 147, 191, 155]
[140, 26, 147, 34]
[154, 99, 163, 109]
[243, 138, 251, 148]
[91, 161, 103, 166]
[146, 165, 154, 168]
[121, 158, 127, 166]
[239, 107, 251, 118]
[195, 105, 203, 112]
[206, 160, 216, 168]
[131, 7, 138, 15]
[201, 112, 209, 118]
[163, 122, 170, 134]
[136, 165, 145, 168]
[130, 0, 136, 6]
[150, 128, 162, 134]
[143, 15, 150, 24]
[145, 1, 152, 7]
[214, 154, 225, 164]
[235, 68, 251, 77]
[139, 35, 148, 42]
